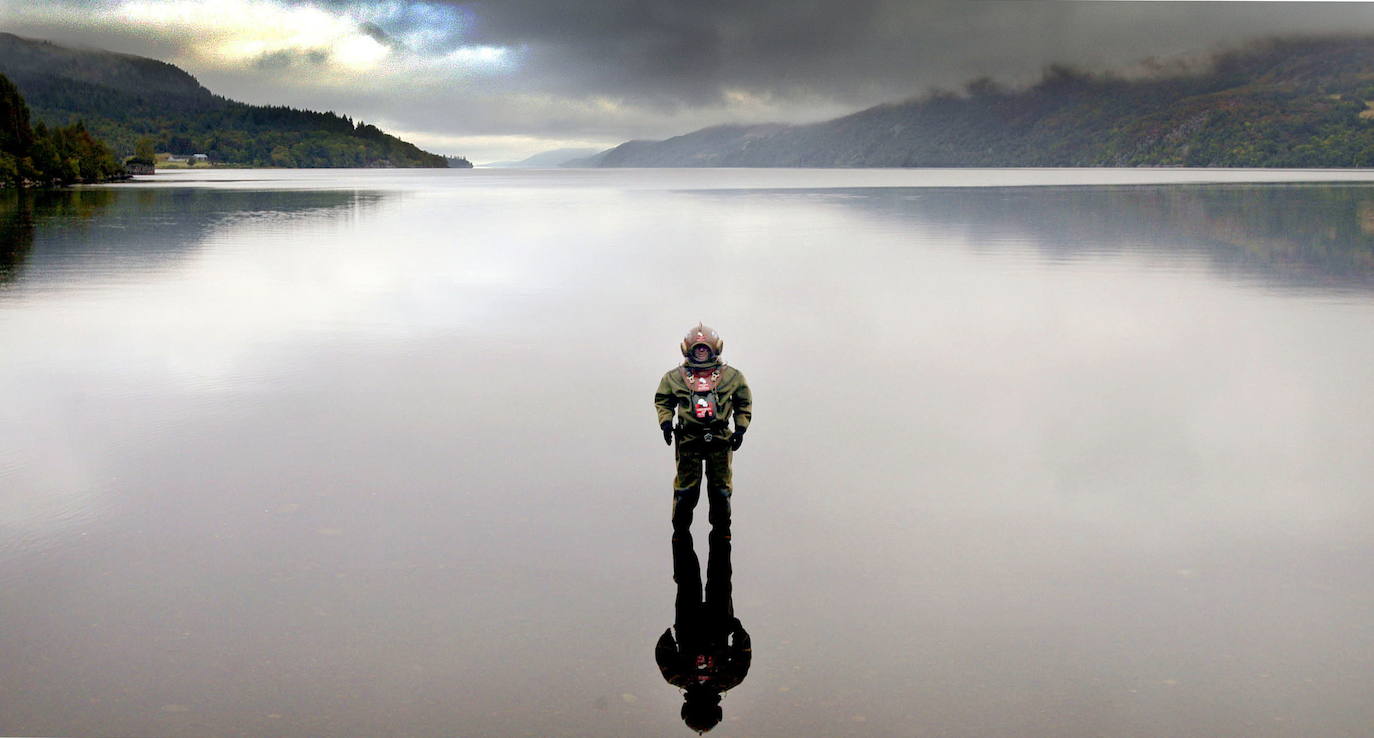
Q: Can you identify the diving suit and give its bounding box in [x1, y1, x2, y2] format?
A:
[654, 324, 752, 535]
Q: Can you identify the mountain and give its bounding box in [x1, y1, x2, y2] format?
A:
[595, 36, 1374, 168]
[0, 33, 462, 168]
[560, 149, 611, 168]
[482, 148, 604, 168]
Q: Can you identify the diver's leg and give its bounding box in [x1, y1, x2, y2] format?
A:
[704, 525, 734, 620]
[704, 447, 733, 533]
[672, 444, 704, 533]
[672, 531, 702, 618]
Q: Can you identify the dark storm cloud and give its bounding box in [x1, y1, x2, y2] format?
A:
[252, 48, 330, 71]
[359, 21, 402, 48]
[393, 0, 1374, 108]
[462, 0, 895, 103]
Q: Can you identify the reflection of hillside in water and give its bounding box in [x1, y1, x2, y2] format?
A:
[0, 193, 37, 284]
[0, 189, 383, 287]
[979, 185, 1374, 291]
[750, 184, 1374, 293]
[0, 190, 120, 284]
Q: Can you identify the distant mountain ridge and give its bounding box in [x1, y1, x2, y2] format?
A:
[482, 148, 603, 168]
[0, 33, 463, 168]
[592, 36, 1374, 168]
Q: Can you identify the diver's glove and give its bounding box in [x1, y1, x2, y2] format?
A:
[730, 427, 747, 450]
[661, 421, 674, 446]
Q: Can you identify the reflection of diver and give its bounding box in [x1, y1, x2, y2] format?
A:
[656, 530, 751, 733]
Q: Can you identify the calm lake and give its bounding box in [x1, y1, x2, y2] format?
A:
[3, 168, 1374, 737]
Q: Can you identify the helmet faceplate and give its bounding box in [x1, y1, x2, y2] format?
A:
[680, 323, 724, 358]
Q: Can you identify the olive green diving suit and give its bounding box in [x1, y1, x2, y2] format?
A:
[654, 324, 752, 534]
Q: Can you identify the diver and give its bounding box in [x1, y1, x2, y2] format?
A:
[654, 324, 752, 536]
[656, 529, 751, 733]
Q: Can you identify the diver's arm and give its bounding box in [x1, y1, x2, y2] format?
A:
[654, 372, 678, 427]
[656, 628, 678, 671]
[731, 373, 752, 431]
[656, 628, 689, 686]
[728, 619, 752, 677]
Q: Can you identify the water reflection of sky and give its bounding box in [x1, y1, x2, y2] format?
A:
[2, 172, 1373, 737]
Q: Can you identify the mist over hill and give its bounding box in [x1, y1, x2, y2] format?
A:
[0, 33, 461, 168]
[482, 148, 604, 168]
[590, 37, 1374, 169]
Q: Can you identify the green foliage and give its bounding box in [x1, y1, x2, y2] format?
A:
[126, 135, 156, 167]
[38, 95, 452, 168]
[0, 72, 34, 154]
[0, 73, 124, 186]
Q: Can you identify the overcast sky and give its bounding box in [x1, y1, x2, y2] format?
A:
[4, 1, 1374, 162]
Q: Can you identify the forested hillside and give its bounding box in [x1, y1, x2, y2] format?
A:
[595, 37, 1374, 168]
[0, 33, 459, 168]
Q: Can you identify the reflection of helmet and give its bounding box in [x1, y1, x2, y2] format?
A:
[680, 323, 724, 359]
[681, 688, 723, 733]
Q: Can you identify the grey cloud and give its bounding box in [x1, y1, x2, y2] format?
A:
[358, 21, 400, 47]
[251, 48, 330, 71]
[426, 1, 1374, 108]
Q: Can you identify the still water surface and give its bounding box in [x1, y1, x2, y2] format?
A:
[3, 169, 1374, 737]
